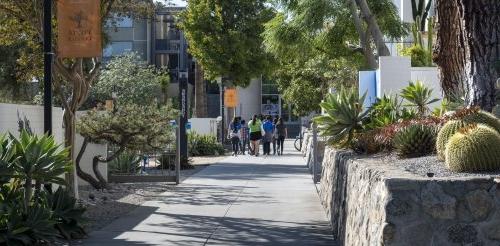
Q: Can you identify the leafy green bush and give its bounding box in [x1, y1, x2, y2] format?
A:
[399, 44, 432, 67]
[188, 132, 225, 156]
[315, 87, 368, 148]
[366, 94, 417, 129]
[108, 151, 142, 174]
[0, 132, 86, 244]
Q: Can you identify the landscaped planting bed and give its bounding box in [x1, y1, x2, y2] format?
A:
[318, 148, 500, 246]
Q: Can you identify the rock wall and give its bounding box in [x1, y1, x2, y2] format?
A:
[319, 147, 500, 245]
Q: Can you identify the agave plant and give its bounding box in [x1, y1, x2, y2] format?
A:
[400, 80, 440, 116]
[45, 187, 86, 239]
[108, 151, 142, 174]
[10, 131, 72, 210]
[314, 87, 369, 147]
[0, 135, 16, 185]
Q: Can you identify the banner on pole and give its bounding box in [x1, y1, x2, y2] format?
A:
[224, 88, 238, 108]
[57, 0, 102, 58]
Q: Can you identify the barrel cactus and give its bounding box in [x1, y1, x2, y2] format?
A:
[493, 105, 500, 119]
[462, 110, 500, 133]
[393, 124, 437, 157]
[445, 124, 500, 172]
[436, 120, 467, 160]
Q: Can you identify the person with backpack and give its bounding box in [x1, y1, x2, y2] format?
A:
[239, 119, 249, 155]
[262, 116, 274, 155]
[275, 117, 288, 155]
[248, 115, 262, 156]
[229, 117, 241, 156]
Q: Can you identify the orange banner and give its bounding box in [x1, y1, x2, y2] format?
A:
[224, 88, 238, 108]
[57, 0, 102, 58]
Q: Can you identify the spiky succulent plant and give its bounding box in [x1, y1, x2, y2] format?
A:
[393, 124, 437, 157]
[314, 87, 368, 148]
[436, 120, 467, 160]
[445, 124, 500, 172]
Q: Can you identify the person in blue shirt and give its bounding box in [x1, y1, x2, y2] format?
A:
[229, 117, 241, 156]
[262, 115, 274, 155]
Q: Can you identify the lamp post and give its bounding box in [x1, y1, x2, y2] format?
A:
[43, 0, 53, 134]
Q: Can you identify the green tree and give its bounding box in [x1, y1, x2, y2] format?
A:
[263, 0, 406, 116]
[76, 104, 177, 189]
[0, 0, 157, 193]
[179, 0, 275, 87]
[92, 53, 169, 106]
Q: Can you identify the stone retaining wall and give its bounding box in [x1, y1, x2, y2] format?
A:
[319, 147, 500, 245]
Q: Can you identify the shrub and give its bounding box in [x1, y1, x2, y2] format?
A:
[393, 124, 438, 157]
[108, 151, 142, 174]
[0, 132, 86, 244]
[315, 87, 368, 148]
[188, 132, 225, 156]
[445, 124, 500, 172]
[399, 44, 432, 67]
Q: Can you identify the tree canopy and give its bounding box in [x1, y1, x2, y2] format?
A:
[92, 53, 169, 106]
[179, 0, 275, 87]
[263, 0, 407, 115]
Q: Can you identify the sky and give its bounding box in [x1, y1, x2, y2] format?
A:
[155, 0, 187, 7]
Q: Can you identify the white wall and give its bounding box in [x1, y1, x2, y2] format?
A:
[0, 103, 64, 143]
[376, 56, 442, 110]
[377, 56, 412, 98]
[234, 77, 262, 121]
[0, 103, 107, 186]
[411, 67, 442, 108]
[188, 118, 217, 136]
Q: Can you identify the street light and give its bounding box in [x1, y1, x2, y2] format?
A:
[43, 0, 52, 135]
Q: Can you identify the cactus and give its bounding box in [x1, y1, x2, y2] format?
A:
[393, 124, 437, 158]
[436, 120, 467, 160]
[445, 124, 500, 172]
[462, 110, 500, 133]
[493, 105, 500, 119]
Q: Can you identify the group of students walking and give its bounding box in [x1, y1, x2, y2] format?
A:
[229, 114, 288, 157]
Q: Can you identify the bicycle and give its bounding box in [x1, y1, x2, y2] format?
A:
[294, 133, 303, 151]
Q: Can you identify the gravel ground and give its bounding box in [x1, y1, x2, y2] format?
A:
[380, 153, 500, 178]
[78, 155, 227, 233]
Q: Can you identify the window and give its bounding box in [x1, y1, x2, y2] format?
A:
[105, 16, 133, 28]
[103, 42, 133, 57]
[155, 15, 180, 40]
[155, 54, 179, 70]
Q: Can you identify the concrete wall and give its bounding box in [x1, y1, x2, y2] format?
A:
[371, 56, 441, 109]
[235, 77, 262, 121]
[0, 103, 107, 186]
[189, 118, 217, 136]
[318, 147, 500, 245]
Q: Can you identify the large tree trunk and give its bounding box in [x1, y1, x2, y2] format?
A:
[349, 0, 377, 69]
[460, 0, 500, 111]
[194, 62, 208, 117]
[433, 0, 466, 98]
[434, 0, 500, 111]
[355, 0, 391, 57]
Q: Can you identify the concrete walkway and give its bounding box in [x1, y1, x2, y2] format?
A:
[84, 141, 334, 246]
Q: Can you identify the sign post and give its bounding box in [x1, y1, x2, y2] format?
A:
[178, 71, 188, 172]
[56, 0, 102, 198]
[43, 0, 52, 135]
[57, 0, 102, 58]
